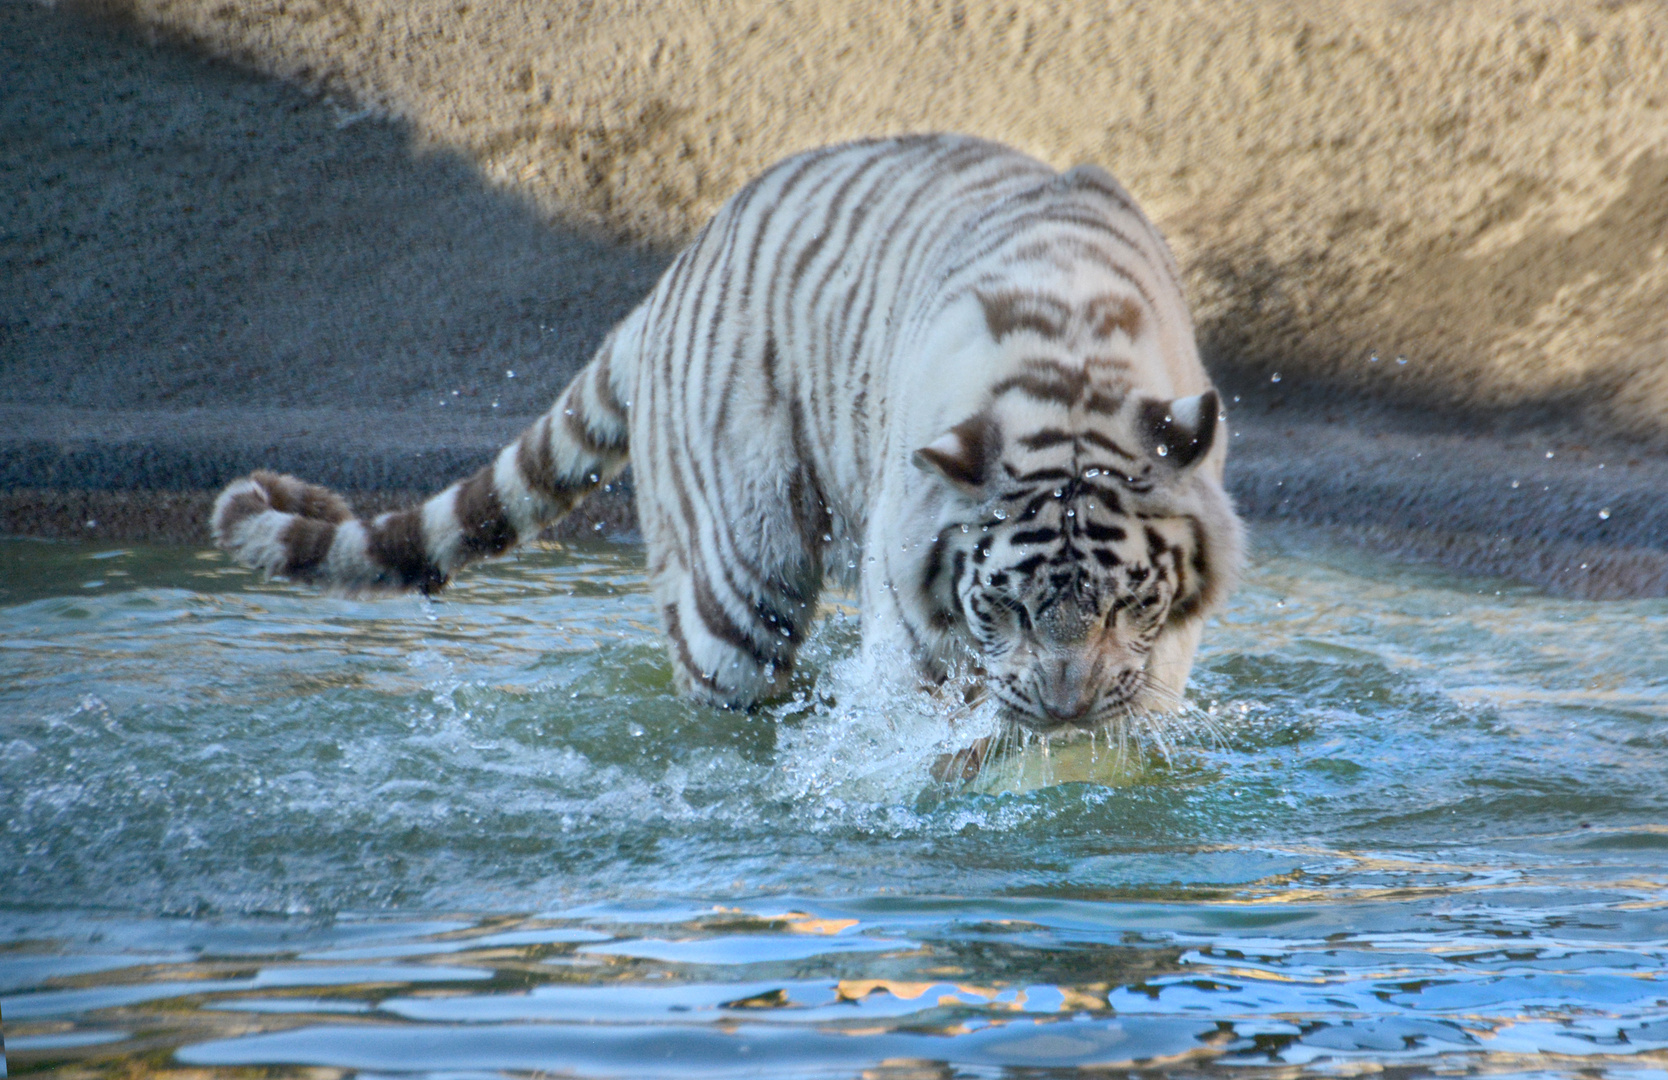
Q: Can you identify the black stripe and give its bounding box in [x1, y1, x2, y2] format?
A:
[980, 290, 1071, 340]
[1011, 553, 1047, 576]
[789, 147, 897, 297]
[563, 385, 624, 456]
[695, 184, 752, 427]
[1017, 429, 1075, 450]
[693, 572, 777, 666]
[807, 148, 907, 460]
[1083, 390, 1124, 415]
[367, 509, 447, 594]
[279, 516, 336, 578]
[1082, 520, 1126, 542]
[990, 373, 1079, 406]
[589, 345, 629, 421]
[664, 604, 721, 692]
[1169, 517, 1211, 624]
[759, 332, 781, 408]
[1081, 430, 1137, 457]
[1063, 167, 1138, 213]
[833, 140, 990, 365]
[455, 468, 517, 558]
[1145, 526, 1168, 564]
[1006, 466, 1073, 483]
[1016, 491, 1053, 521]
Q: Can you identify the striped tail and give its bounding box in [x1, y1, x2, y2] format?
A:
[211, 338, 632, 594]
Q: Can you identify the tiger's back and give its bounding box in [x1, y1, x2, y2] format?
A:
[213, 134, 1242, 731]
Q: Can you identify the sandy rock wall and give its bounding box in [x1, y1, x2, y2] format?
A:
[85, 0, 1668, 440]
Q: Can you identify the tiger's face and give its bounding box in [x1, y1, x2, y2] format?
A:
[914, 387, 1223, 731]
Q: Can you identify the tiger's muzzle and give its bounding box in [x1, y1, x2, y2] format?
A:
[1013, 654, 1144, 732]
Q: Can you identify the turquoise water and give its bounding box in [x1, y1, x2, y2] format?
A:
[3, 531, 1667, 1076]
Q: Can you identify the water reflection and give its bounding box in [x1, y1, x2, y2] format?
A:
[6, 897, 1668, 1072]
[2, 531, 1666, 1074]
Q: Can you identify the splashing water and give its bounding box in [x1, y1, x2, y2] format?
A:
[3, 529, 1667, 1074]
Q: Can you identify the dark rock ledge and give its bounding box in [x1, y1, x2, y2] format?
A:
[4, 404, 1664, 599]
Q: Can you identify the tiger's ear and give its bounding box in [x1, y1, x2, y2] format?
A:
[1138, 390, 1218, 470]
[913, 413, 1002, 497]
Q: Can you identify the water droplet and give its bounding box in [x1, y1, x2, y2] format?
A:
[1396, 355, 1407, 365]
[821, 533, 833, 542]
[1233, 394, 1241, 402]
[505, 369, 516, 378]
[1270, 372, 1282, 382]
[960, 524, 969, 533]
[1368, 352, 1379, 363]
[1511, 480, 1520, 488]
[1599, 508, 1611, 520]
[491, 400, 499, 408]
[1084, 467, 1101, 478]
[1155, 445, 1168, 457]
[1545, 451, 1555, 459]
[993, 509, 1007, 520]
[628, 722, 644, 737]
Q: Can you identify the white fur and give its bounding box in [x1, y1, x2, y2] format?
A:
[210, 477, 266, 546]
[323, 519, 373, 585]
[226, 510, 292, 577]
[422, 486, 463, 574]
[209, 135, 1241, 731]
[493, 443, 545, 537]
[1169, 393, 1204, 432]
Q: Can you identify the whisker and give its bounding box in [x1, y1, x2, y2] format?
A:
[1140, 711, 1176, 764]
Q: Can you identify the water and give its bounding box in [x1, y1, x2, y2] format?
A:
[4, 530, 1667, 1075]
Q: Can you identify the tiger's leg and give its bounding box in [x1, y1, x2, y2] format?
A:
[637, 456, 827, 710]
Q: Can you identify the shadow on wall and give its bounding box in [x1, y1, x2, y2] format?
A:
[1, 2, 671, 416]
[11, 1, 1668, 452]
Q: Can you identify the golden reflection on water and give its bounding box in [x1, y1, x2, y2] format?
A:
[5, 535, 1668, 1073]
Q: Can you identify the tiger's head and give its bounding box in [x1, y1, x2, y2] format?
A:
[913, 382, 1239, 731]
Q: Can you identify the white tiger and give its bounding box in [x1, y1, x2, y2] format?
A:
[213, 134, 1243, 732]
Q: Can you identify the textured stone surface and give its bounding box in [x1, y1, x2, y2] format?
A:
[53, 0, 1668, 442]
[5, 402, 1662, 596]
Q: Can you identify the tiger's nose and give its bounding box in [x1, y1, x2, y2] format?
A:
[1043, 694, 1093, 721]
[1040, 662, 1095, 721]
